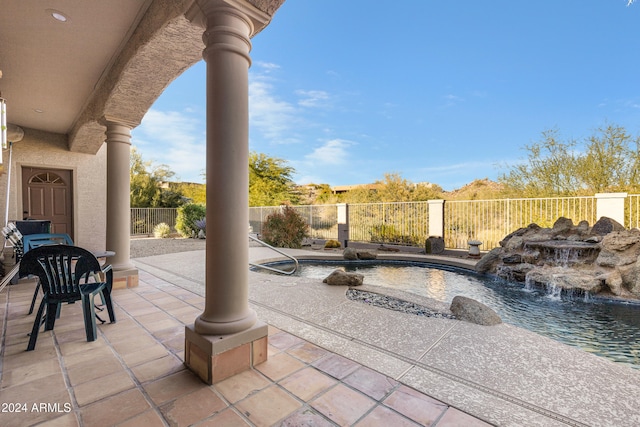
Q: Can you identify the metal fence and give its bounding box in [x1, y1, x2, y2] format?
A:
[627, 195, 640, 229]
[133, 193, 640, 249]
[348, 202, 429, 246]
[444, 196, 598, 250]
[249, 205, 338, 240]
[131, 208, 178, 236]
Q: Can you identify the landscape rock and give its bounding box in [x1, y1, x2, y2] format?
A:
[425, 236, 445, 254]
[526, 267, 603, 294]
[591, 217, 625, 236]
[479, 216, 640, 300]
[450, 296, 502, 326]
[357, 251, 377, 260]
[552, 217, 574, 235]
[323, 269, 364, 286]
[343, 247, 358, 260]
[475, 247, 502, 273]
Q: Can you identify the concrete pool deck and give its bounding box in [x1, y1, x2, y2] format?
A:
[129, 246, 640, 426]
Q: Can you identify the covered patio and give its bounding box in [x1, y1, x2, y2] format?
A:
[0, 248, 489, 426]
[0, 0, 288, 389]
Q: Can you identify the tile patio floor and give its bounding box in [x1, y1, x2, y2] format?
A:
[0, 270, 490, 426]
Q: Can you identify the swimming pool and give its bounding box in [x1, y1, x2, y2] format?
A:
[259, 260, 640, 368]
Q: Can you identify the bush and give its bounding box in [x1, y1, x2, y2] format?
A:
[176, 203, 206, 237]
[324, 239, 341, 249]
[153, 222, 172, 238]
[261, 206, 309, 248]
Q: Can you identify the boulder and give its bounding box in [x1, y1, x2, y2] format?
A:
[343, 247, 358, 260]
[552, 217, 574, 235]
[526, 267, 603, 294]
[591, 217, 625, 236]
[323, 269, 364, 286]
[604, 270, 624, 296]
[425, 236, 445, 254]
[357, 251, 377, 260]
[475, 247, 502, 273]
[450, 296, 502, 326]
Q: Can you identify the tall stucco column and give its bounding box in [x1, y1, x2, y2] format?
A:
[105, 120, 138, 288]
[184, 0, 270, 384]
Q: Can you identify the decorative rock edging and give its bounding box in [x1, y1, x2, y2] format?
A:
[346, 288, 455, 319]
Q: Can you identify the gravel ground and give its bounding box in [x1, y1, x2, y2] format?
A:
[130, 237, 206, 258]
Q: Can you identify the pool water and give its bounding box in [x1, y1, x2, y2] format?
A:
[263, 260, 640, 368]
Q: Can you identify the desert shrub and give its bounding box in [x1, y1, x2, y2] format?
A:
[324, 239, 341, 249]
[176, 203, 206, 237]
[153, 222, 172, 238]
[261, 206, 309, 248]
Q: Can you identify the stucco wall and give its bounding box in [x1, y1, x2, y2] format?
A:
[0, 129, 107, 253]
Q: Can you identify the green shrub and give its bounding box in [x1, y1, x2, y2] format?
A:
[261, 206, 309, 248]
[153, 222, 172, 238]
[176, 203, 206, 238]
[324, 239, 341, 249]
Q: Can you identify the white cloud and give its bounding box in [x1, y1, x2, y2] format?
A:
[305, 139, 354, 165]
[255, 61, 280, 72]
[249, 74, 300, 144]
[442, 93, 464, 108]
[296, 90, 330, 108]
[132, 109, 205, 182]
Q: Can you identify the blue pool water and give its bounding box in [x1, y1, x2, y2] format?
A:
[261, 260, 640, 367]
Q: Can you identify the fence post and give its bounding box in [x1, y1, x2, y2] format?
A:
[595, 193, 627, 225]
[427, 199, 445, 237]
[337, 203, 349, 247]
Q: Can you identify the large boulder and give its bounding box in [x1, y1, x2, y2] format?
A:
[343, 248, 378, 260]
[323, 269, 364, 286]
[425, 236, 445, 254]
[552, 217, 574, 235]
[591, 217, 625, 236]
[450, 296, 502, 326]
[475, 247, 502, 273]
[357, 250, 377, 260]
[526, 267, 603, 294]
[343, 247, 358, 260]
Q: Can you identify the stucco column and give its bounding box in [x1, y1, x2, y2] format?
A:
[105, 121, 135, 272]
[184, 0, 270, 385]
[194, 1, 260, 336]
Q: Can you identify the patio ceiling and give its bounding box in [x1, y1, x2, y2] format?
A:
[0, 0, 283, 154]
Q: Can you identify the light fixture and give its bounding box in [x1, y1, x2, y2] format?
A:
[46, 9, 69, 23]
[34, 109, 44, 113]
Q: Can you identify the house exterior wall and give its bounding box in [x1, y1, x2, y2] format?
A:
[0, 130, 107, 253]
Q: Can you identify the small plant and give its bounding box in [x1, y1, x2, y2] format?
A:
[261, 205, 309, 248]
[324, 239, 341, 249]
[176, 203, 207, 238]
[153, 222, 171, 238]
[195, 217, 206, 239]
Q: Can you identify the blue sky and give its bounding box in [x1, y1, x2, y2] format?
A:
[132, 0, 640, 191]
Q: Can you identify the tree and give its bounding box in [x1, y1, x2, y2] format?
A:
[499, 125, 640, 197]
[577, 125, 640, 193]
[130, 147, 185, 207]
[249, 152, 299, 206]
[335, 173, 443, 203]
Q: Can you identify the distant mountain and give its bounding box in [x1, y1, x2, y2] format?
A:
[444, 178, 506, 200]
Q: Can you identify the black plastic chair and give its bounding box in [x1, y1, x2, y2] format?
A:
[19, 245, 116, 351]
[24, 233, 74, 314]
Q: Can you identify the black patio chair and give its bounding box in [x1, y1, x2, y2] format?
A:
[19, 245, 116, 351]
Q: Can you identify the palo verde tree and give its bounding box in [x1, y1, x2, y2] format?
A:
[249, 152, 300, 206]
[130, 147, 185, 208]
[499, 125, 640, 197]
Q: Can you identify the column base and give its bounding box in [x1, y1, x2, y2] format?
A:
[185, 321, 268, 384]
[112, 268, 139, 289]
